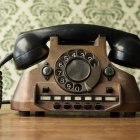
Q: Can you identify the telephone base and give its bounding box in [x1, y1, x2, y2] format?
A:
[35, 111, 45, 116]
[123, 112, 136, 117]
[10, 36, 140, 117]
[109, 112, 136, 118]
[19, 111, 30, 117]
[110, 112, 120, 118]
[17, 111, 136, 118]
[19, 111, 46, 117]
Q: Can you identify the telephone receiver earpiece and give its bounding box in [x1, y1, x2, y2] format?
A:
[13, 33, 49, 70]
[109, 37, 140, 68]
[12, 24, 140, 69]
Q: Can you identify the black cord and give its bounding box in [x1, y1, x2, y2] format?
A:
[0, 52, 13, 108]
[0, 71, 2, 108]
[0, 53, 13, 67]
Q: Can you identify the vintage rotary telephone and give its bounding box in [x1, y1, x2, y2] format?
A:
[0, 24, 140, 117]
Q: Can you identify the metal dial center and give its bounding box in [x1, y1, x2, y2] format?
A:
[66, 59, 91, 82]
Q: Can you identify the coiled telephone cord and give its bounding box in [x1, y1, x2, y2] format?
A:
[0, 71, 11, 109]
[0, 53, 13, 108]
[0, 71, 2, 108]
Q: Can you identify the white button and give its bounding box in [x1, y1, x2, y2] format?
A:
[85, 96, 92, 101]
[40, 96, 51, 101]
[105, 97, 117, 101]
[75, 96, 81, 101]
[64, 96, 71, 101]
[54, 96, 61, 100]
[95, 97, 102, 101]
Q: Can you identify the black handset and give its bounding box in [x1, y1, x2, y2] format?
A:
[12, 24, 140, 70]
[0, 24, 140, 115]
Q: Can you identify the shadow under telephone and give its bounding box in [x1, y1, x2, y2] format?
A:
[0, 24, 140, 117]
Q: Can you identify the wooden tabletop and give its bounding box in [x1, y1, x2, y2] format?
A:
[0, 105, 140, 140]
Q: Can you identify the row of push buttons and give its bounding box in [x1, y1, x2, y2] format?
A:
[53, 102, 103, 110]
[40, 95, 118, 102]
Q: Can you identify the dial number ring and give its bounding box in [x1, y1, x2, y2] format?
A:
[55, 49, 101, 93]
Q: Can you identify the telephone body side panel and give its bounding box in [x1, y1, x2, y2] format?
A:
[11, 36, 140, 113]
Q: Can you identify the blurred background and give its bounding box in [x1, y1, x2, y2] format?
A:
[0, 0, 140, 100]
